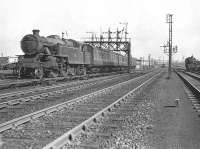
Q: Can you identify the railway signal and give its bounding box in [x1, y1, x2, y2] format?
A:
[166, 14, 173, 78]
[85, 23, 132, 73]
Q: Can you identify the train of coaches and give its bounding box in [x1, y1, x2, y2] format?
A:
[15, 30, 137, 79]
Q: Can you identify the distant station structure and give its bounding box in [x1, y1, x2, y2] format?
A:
[84, 23, 132, 72]
[0, 57, 9, 64]
[0, 53, 18, 70]
[0, 54, 9, 69]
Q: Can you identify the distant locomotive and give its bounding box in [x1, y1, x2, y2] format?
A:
[185, 56, 200, 71]
[18, 30, 136, 79]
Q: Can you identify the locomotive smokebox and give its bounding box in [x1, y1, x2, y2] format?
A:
[21, 30, 43, 55]
[32, 29, 40, 36]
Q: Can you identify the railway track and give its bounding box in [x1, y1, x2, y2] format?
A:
[184, 71, 200, 81]
[0, 69, 161, 149]
[175, 70, 200, 113]
[0, 72, 143, 124]
[0, 69, 156, 91]
[0, 71, 128, 90]
[173, 64, 200, 80]
[0, 79, 39, 90]
[0, 70, 154, 104]
[173, 65, 200, 81]
[0, 73, 127, 101]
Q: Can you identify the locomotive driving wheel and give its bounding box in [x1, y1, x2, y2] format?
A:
[34, 67, 44, 79]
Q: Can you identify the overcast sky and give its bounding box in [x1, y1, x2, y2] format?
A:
[1, 0, 200, 61]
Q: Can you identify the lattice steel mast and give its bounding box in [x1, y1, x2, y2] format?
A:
[161, 14, 178, 78]
[84, 23, 131, 73]
[167, 14, 173, 78]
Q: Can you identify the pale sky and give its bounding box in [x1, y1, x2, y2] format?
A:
[1, 0, 200, 61]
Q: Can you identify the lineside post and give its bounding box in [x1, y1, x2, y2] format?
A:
[128, 42, 131, 73]
[166, 14, 173, 78]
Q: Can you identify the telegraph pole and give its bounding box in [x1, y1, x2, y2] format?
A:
[148, 54, 151, 68]
[166, 14, 173, 78]
[143, 57, 145, 70]
[161, 14, 178, 78]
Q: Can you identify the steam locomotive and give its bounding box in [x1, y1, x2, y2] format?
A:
[18, 30, 136, 79]
[185, 56, 200, 71]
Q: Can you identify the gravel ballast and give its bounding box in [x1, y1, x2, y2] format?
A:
[0, 71, 158, 148]
[108, 71, 200, 149]
[67, 70, 200, 149]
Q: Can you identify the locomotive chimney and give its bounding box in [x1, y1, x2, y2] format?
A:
[32, 29, 40, 36]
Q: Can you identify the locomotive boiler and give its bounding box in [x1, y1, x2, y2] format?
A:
[18, 30, 136, 79]
[185, 56, 200, 72]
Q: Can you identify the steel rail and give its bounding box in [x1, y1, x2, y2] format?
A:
[184, 72, 200, 81]
[175, 70, 200, 97]
[0, 73, 128, 100]
[43, 71, 162, 149]
[0, 71, 128, 90]
[0, 70, 159, 133]
[0, 73, 131, 109]
[0, 82, 94, 109]
[172, 65, 200, 81]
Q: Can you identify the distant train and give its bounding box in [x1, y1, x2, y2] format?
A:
[185, 56, 200, 71]
[17, 30, 136, 79]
